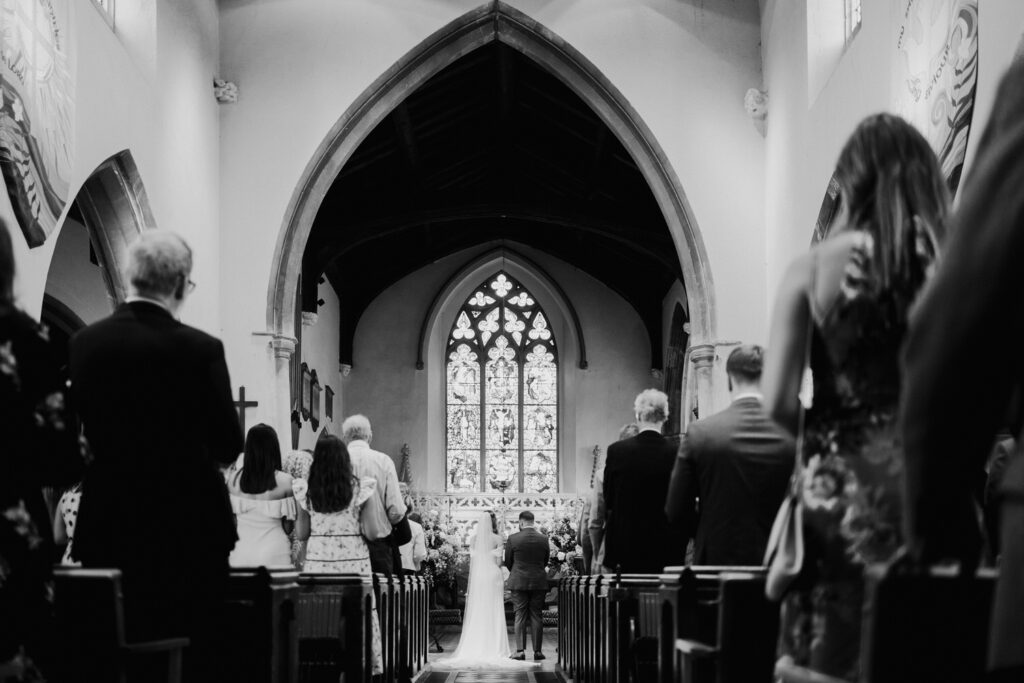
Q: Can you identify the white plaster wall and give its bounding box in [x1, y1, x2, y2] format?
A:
[217, 0, 768, 430]
[762, 0, 1024, 308]
[43, 217, 113, 325]
[334, 244, 652, 494]
[8, 0, 223, 338]
[296, 280, 344, 448]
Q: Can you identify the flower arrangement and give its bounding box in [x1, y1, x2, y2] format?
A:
[422, 510, 463, 590]
[540, 514, 582, 578]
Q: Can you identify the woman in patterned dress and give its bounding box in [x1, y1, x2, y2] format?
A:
[53, 483, 82, 565]
[763, 113, 950, 680]
[282, 449, 313, 567]
[293, 435, 382, 674]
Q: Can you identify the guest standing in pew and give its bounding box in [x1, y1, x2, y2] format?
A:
[762, 113, 950, 681]
[400, 512, 427, 574]
[226, 424, 297, 568]
[588, 423, 638, 573]
[340, 415, 408, 575]
[0, 219, 85, 679]
[292, 434, 383, 675]
[665, 345, 795, 565]
[283, 448, 313, 567]
[601, 391, 687, 573]
[69, 230, 244, 683]
[900, 60, 1024, 682]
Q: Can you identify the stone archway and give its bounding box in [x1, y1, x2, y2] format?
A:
[265, 2, 716, 378]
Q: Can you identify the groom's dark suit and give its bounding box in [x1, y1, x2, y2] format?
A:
[504, 526, 550, 653]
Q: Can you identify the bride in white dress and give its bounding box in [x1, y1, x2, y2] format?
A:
[434, 511, 538, 671]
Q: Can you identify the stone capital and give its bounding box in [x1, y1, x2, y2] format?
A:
[270, 335, 297, 360]
[689, 343, 716, 367]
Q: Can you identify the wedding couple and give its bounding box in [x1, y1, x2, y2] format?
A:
[435, 510, 550, 670]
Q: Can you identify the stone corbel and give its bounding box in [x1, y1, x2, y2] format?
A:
[270, 335, 296, 360]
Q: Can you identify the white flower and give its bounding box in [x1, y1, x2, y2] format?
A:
[557, 552, 566, 561]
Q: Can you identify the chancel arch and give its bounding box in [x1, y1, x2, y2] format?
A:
[264, 1, 718, 443]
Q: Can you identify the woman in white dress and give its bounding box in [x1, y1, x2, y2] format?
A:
[226, 424, 296, 567]
[435, 511, 538, 671]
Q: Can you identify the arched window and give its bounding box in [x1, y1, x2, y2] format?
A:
[446, 272, 558, 493]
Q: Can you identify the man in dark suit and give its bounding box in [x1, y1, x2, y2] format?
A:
[504, 510, 551, 661]
[665, 345, 794, 565]
[901, 60, 1024, 680]
[70, 230, 243, 682]
[602, 389, 687, 573]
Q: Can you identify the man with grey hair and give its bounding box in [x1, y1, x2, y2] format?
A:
[341, 414, 408, 574]
[600, 389, 687, 572]
[70, 230, 243, 682]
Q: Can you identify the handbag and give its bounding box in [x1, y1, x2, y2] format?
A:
[764, 319, 813, 601]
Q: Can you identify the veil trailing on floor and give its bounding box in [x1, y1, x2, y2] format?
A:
[432, 512, 537, 671]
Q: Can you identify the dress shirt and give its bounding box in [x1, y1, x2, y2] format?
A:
[346, 439, 407, 540]
[400, 520, 427, 571]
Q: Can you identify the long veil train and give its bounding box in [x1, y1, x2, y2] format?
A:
[433, 512, 538, 671]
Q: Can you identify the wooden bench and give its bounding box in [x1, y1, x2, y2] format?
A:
[52, 567, 190, 683]
[671, 570, 779, 683]
[222, 566, 300, 683]
[295, 573, 374, 683]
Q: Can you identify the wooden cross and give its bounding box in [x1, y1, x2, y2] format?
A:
[234, 386, 258, 430]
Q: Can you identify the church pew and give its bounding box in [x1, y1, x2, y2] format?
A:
[52, 567, 190, 683]
[222, 566, 301, 683]
[671, 571, 779, 683]
[657, 566, 762, 683]
[603, 573, 666, 683]
[295, 573, 374, 683]
[372, 573, 430, 683]
[775, 565, 998, 683]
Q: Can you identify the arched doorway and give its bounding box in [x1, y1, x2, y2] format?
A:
[42, 149, 156, 350]
[264, 2, 716, 407]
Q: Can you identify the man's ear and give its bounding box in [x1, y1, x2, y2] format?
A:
[174, 277, 185, 300]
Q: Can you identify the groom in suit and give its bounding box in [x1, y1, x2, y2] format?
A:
[505, 510, 551, 660]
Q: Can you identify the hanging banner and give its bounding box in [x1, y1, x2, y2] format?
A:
[0, 0, 75, 248]
[892, 0, 979, 194]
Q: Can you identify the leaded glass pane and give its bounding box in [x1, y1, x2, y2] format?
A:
[524, 344, 556, 404]
[446, 345, 479, 404]
[486, 449, 518, 491]
[447, 405, 480, 449]
[524, 405, 556, 449]
[478, 308, 499, 345]
[447, 450, 480, 492]
[485, 405, 517, 449]
[524, 451, 557, 493]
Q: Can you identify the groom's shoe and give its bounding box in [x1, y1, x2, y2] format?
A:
[510, 651, 526, 661]
[534, 652, 546, 661]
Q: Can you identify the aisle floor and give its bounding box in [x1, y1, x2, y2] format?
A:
[422, 626, 561, 680]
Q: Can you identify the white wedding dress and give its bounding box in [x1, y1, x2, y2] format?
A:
[434, 512, 538, 671]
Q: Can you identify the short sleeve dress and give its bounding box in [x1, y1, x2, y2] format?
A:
[293, 476, 382, 675]
[292, 476, 377, 573]
[58, 488, 82, 565]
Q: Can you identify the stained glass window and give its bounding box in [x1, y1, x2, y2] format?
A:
[445, 272, 558, 493]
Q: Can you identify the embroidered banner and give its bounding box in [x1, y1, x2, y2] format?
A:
[0, 0, 75, 247]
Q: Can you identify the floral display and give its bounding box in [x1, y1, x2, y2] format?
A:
[539, 514, 582, 578]
[422, 511, 465, 595]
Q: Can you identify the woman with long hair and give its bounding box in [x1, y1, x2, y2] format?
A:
[292, 434, 382, 673]
[0, 219, 83, 679]
[762, 113, 950, 679]
[226, 424, 295, 567]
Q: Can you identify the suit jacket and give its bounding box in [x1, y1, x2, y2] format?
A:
[901, 59, 1024, 562]
[665, 397, 795, 566]
[504, 527, 550, 591]
[69, 301, 243, 578]
[602, 430, 688, 572]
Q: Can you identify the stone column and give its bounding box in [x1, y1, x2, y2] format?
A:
[269, 335, 296, 440]
[689, 343, 716, 422]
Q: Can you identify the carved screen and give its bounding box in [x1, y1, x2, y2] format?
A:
[445, 273, 558, 492]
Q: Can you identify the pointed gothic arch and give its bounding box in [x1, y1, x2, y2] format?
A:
[265, 1, 716, 357]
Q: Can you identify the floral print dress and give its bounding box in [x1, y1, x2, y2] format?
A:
[292, 476, 383, 674]
[779, 232, 931, 680]
[0, 308, 84, 680]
